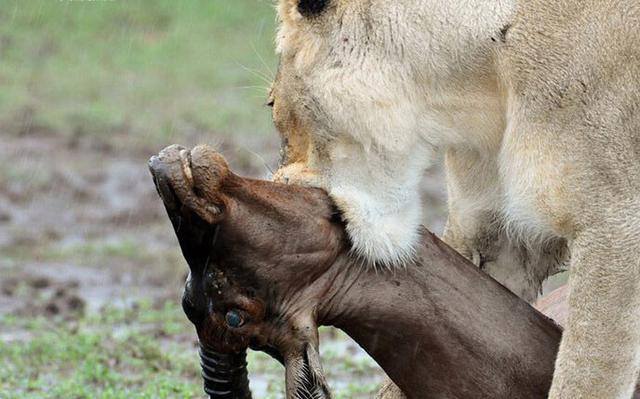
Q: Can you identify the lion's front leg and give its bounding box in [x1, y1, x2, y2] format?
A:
[549, 214, 640, 399]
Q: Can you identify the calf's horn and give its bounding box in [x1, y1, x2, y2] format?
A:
[200, 347, 252, 399]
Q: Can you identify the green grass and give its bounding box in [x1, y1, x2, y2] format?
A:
[2, 237, 178, 271]
[0, 301, 201, 399]
[41, 238, 158, 264]
[0, 0, 278, 146]
[0, 303, 382, 398]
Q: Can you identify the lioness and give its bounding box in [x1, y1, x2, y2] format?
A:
[269, 0, 640, 398]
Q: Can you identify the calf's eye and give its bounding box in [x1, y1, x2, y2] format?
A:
[225, 310, 244, 328]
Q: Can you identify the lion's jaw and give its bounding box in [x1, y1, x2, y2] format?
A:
[320, 138, 433, 269]
[332, 186, 424, 268]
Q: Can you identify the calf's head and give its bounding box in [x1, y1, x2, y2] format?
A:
[149, 145, 349, 398]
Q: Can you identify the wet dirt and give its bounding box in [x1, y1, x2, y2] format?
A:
[0, 134, 285, 319]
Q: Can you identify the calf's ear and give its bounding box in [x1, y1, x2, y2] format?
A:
[298, 0, 329, 17]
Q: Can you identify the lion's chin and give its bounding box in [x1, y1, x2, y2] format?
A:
[331, 188, 422, 269]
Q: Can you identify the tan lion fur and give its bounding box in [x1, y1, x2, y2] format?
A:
[270, 0, 640, 397]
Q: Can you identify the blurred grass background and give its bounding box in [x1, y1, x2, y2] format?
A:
[0, 0, 277, 145]
[0, 1, 389, 398]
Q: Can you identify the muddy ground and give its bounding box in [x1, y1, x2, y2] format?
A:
[0, 131, 448, 398]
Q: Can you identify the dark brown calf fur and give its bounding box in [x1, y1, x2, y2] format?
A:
[149, 144, 638, 399]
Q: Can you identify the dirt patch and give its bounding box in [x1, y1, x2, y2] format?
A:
[1, 274, 83, 318]
[0, 134, 284, 318]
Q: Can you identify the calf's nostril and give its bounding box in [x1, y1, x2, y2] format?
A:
[182, 289, 206, 326]
[154, 174, 178, 210]
[147, 156, 167, 186]
[147, 155, 159, 173]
